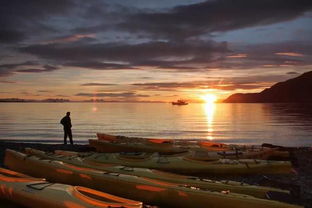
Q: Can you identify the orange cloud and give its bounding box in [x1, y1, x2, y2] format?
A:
[275, 52, 304, 57]
[43, 34, 96, 44]
[226, 54, 248, 58]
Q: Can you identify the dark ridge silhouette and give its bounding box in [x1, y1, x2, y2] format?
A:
[223, 71, 312, 103]
[0, 98, 70, 102]
[0, 98, 28, 102]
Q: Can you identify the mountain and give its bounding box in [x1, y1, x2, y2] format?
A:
[223, 71, 312, 103]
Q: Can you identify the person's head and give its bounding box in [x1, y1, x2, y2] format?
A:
[66, 112, 70, 116]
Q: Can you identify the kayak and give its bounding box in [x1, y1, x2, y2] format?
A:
[25, 148, 291, 200]
[4, 149, 301, 208]
[96, 133, 228, 150]
[97, 133, 226, 147]
[96, 133, 228, 151]
[56, 150, 292, 175]
[0, 167, 142, 208]
[187, 147, 290, 161]
[97, 133, 172, 143]
[96, 133, 290, 159]
[89, 139, 187, 154]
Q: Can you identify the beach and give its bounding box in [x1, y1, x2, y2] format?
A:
[0, 140, 94, 167]
[0, 139, 311, 207]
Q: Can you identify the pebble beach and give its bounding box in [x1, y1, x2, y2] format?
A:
[0, 139, 311, 207]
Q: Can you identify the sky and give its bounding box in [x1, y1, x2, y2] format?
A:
[0, 0, 312, 102]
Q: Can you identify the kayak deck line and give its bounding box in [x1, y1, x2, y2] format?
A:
[0, 166, 143, 208]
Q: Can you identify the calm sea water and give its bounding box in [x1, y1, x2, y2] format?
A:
[0, 103, 311, 146]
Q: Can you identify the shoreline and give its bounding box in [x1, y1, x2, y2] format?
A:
[0, 140, 94, 167]
[0, 140, 311, 206]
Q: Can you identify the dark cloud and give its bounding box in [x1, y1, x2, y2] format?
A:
[224, 41, 312, 69]
[0, 29, 25, 43]
[132, 80, 268, 91]
[17, 38, 312, 72]
[0, 61, 37, 77]
[226, 74, 294, 84]
[243, 41, 312, 56]
[0, 61, 37, 69]
[76, 92, 150, 97]
[1, 0, 311, 83]
[0, 0, 74, 43]
[287, 71, 300, 75]
[81, 83, 117, 86]
[16, 65, 58, 73]
[1, 0, 310, 46]
[42, 34, 97, 44]
[65, 61, 134, 70]
[118, 0, 312, 40]
[0, 62, 59, 76]
[132, 73, 296, 91]
[20, 40, 228, 70]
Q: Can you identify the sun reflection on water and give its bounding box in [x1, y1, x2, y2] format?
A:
[203, 102, 216, 140]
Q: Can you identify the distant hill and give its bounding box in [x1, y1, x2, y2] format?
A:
[223, 71, 312, 103]
[0, 98, 70, 102]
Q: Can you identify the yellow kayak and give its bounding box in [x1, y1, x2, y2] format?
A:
[97, 133, 227, 148]
[96, 133, 228, 150]
[0, 167, 142, 208]
[96, 133, 231, 152]
[4, 149, 301, 208]
[25, 148, 290, 200]
[187, 147, 290, 161]
[96, 133, 290, 160]
[55, 150, 292, 175]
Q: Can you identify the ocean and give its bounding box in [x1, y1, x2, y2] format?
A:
[0, 102, 311, 146]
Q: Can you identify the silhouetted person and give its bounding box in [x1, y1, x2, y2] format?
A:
[60, 112, 73, 145]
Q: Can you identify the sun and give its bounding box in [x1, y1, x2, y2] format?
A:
[202, 94, 217, 104]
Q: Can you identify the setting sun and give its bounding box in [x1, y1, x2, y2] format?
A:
[202, 94, 217, 104]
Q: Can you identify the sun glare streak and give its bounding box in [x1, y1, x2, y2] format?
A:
[203, 102, 216, 140]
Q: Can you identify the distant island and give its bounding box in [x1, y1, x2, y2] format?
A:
[223, 71, 312, 103]
[0, 98, 71, 103]
[0, 98, 165, 103]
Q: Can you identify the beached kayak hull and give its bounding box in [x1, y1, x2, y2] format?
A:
[89, 139, 187, 154]
[67, 151, 292, 175]
[187, 147, 290, 161]
[25, 148, 290, 200]
[0, 167, 142, 208]
[96, 133, 290, 160]
[96, 133, 230, 151]
[97, 133, 226, 147]
[4, 149, 301, 208]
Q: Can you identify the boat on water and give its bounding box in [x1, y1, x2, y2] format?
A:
[171, 99, 188, 105]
